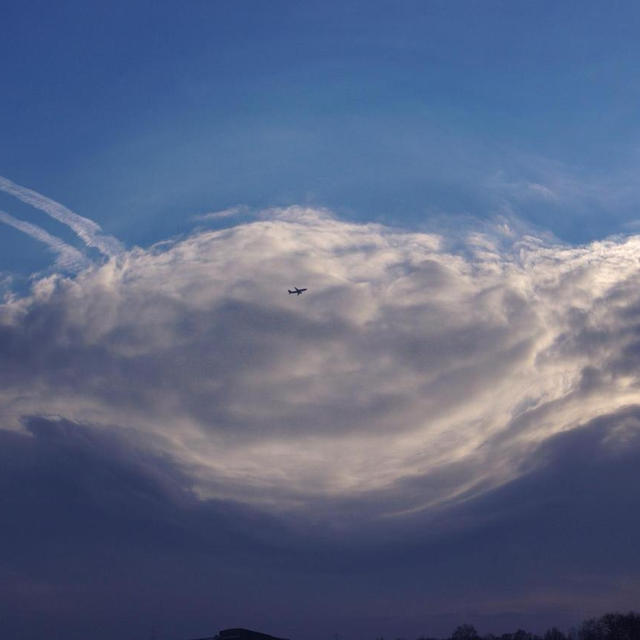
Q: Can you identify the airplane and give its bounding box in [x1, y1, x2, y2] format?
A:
[288, 287, 307, 296]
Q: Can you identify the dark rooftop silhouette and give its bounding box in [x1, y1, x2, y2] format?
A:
[189, 629, 289, 640]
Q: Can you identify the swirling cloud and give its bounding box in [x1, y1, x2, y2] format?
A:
[2, 207, 640, 527]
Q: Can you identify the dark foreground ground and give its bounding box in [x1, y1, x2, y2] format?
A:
[194, 612, 640, 640]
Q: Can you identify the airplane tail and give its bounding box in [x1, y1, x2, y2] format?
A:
[288, 289, 295, 294]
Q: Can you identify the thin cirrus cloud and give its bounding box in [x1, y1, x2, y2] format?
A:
[192, 205, 251, 221]
[0, 209, 91, 272]
[0, 175, 123, 258]
[3, 196, 640, 530]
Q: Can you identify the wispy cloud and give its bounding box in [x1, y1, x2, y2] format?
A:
[0, 210, 91, 272]
[2, 207, 640, 527]
[3, 207, 640, 636]
[0, 176, 123, 258]
[488, 155, 640, 218]
[191, 205, 250, 221]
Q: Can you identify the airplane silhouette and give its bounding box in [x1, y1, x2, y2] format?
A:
[288, 287, 307, 296]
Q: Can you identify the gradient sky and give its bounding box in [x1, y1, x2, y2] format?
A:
[2, 3, 640, 640]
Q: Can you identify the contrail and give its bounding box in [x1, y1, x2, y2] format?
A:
[0, 175, 123, 257]
[0, 210, 92, 272]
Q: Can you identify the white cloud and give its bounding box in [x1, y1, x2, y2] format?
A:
[192, 205, 250, 221]
[0, 175, 123, 258]
[0, 210, 92, 272]
[2, 207, 640, 524]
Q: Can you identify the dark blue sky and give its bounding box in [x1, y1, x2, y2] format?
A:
[3, 3, 640, 640]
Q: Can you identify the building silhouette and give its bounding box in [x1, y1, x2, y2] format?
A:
[190, 628, 290, 640]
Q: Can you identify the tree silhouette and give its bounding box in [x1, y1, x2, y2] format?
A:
[579, 612, 640, 640]
[451, 624, 480, 640]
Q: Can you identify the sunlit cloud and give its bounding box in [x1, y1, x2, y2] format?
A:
[3, 206, 640, 528]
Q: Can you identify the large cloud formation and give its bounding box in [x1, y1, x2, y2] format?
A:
[2, 206, 640, 525]
[3, 205, 640, 639]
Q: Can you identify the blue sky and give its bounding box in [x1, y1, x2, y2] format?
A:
[4, 0, 640, 260]
[4, 3, 640, 640]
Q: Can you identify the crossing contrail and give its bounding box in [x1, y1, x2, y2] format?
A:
[0, 210, 92, 272]
[0, 175, 123, 257]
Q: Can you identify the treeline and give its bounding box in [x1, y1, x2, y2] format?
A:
[383, 610, 640, 640]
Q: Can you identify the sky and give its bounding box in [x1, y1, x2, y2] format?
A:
[2, 2, 640, 639]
